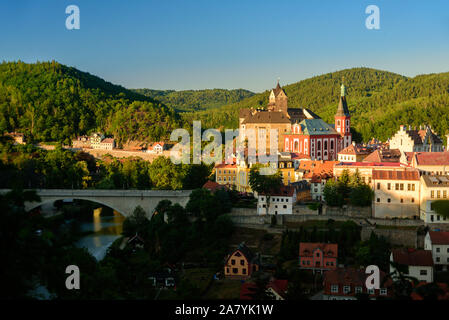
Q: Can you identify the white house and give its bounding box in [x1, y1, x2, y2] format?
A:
[425, 231, 449, 271]
[420, 175, 449, 224]
[389, 124, 444, 153]
[390, 248, 434, 283]
[147, 142, 166, 154]
[257, 186, 296, 215]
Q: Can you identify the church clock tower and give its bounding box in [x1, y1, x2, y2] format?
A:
[335, 82, 352, 151]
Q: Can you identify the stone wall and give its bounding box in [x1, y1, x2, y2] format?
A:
[361, 226, 423, 248]
[323, 205, 372, 218]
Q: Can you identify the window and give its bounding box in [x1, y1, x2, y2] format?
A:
[395, 183, 399, 190]
[380, 288, 387, 295]
[377, 183, 380, 190]
[431, 191, 435, 198]
[412, 184, 415, 191]
[437, 191, 441, 199]
[240, 260, 245, 266]
[316, 252, 320, 257]
[387, 183, 391, 190]
[436, 257, 440, 262]
[242, 268, 246, 274]
[331, 285, 339, 293]
[232, 268, 238, 274]
[343, 286, 350, 294]
[226, 268, 229, 273]
[283, 205, 287, 209]
[437, 247, 440, 253]
[368, 289, 375, 294]
[411, 198, 415, 203]
[420, 270, 427, 275]
[407, 184, 411, 191]
[355, 287, 362, 294]
[387, 198, 391, 203]
[231, 259, 235, 265]
[377, 198, 380, 203]
[400, 199, 403, 203]
[400, 183, 404, 191]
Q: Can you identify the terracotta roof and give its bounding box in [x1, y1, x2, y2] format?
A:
[241, 110, 291, 124]
[267, 279, 288, 297]
[405, 128, 443, 145]
[202, 180, 229, 192]
[429, 231, 449, 245]
[414, 152, 449, 166]
[299, 242, 338, 258]
[101, 138, 115, 144]
[372, 169, 420, 181]
[336, 161, 403, 168]
[260, 185, 295, 197]
[411, 282, 449, 300]
[302, 161, 338, 182]
[324, 267, 391, 287]
[363, 149, 401, 163]
[392, 249, 434, 267]
[215, 163, 237, 169]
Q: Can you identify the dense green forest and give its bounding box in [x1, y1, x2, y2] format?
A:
[133, 88, 254, 112]
[1, 62, 449, 145]
[0, 61, 181, 145]
[182, 68, 449, 142]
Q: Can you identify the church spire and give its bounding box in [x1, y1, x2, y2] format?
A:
[336, 80, 350, 117]
[340, 76, 346, 97]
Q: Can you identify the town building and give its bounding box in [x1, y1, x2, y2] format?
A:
[390, 248, 434, 283]
[425, 231, 449, 271]
[337, 142, 373, 162]
[90, 133, 104, 149]
[147, 142, 167, 154]
[389, 125, 444, 153]
[215, 163, 237, 186]
[240, 279, 288, 300]
[224, 242, 260, 280]
[99, 138, 115, 150]
[303, 160, 338, 201]
[5, 132, 25, 144]
[72, 135, 90, 149]
[323, 267, 392, 300]
[299, 242, 338, 273]
[372, 169, 420, 219]
[333, 162, 407, 188]
[257, 186, 296, 215]
[420, 175, 449, 224]
[362, 148, 402, 163]
[411, 152, 449, 176]
[238, 82, 351, 160]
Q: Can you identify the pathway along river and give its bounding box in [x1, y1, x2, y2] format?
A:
[75, 208, 125, 260]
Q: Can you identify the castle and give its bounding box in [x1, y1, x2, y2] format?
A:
[238, 81, 352, 161]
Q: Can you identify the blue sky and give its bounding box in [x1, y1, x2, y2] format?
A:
[1, 0, 449, 92]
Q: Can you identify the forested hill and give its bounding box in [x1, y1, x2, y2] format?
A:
[0, 61, 181, 145]
[132, 88, 254, 112]
[183, 68, 449, 143]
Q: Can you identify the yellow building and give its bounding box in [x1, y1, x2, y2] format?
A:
[215, 163, 237, 185]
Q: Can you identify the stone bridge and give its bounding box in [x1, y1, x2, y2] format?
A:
[0, 189, 193, 217]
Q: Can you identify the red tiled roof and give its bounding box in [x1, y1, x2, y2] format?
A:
[299, 242, 338, 258]
[324, 267, 392, 290]
[101, 138, 114, 144]
[392, 249, 434, 267]
[336, 162, 403, 167]
[260, 185, 295, 197]
[411, 282, 449, 300]
[372, 169, 420, 181]
[202, 180, 229, 192]
[240, 283, 257, 300]
[267, 279, 288, 297]
[215, 163, 237, 169]
[414, 152, 449, 166]
[363, 149, 401, 163]
[429, 231, 449, 245]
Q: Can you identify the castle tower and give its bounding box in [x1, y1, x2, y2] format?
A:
[267, 80, 288, 113]
[335, 82, 352, 150]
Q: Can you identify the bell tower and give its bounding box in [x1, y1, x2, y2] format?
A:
[335, 81, 352, 150]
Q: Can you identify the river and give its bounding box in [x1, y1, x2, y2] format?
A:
[75, 208, 125, 260]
